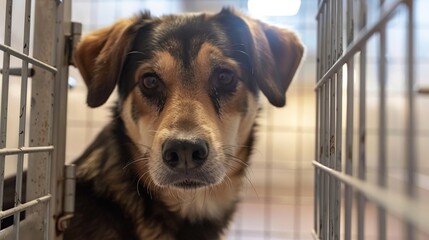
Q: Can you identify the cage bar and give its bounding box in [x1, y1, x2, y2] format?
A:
[0, 146, 54, 156]
[377, 1, 387, 239]
[0, 0, 13, 218]
[315, 0, 424, 239]
[0, 0, 70, 238]
[405, 1, 416, 239]
[357, 1, 367, 240]
[315, 0, 403, 90]
[0, 195, 51, 219]
[344, 0, 354, 239]
[334, 0, 343, 239]
[313, 161, 429, 232]
[13, 0, 33, 238]
[0, 45, 57, 73]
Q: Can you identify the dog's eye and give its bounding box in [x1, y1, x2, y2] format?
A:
[215, 69, 237, 91]
[140, 74, 160, 90]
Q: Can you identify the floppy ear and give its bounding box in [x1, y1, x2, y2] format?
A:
[216, 9, 304, 107]
[74, 16, 143, 108]
[252, 20, 304, 107]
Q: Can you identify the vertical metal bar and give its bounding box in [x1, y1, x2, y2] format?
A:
[314, 6, 322, 232]
[319, 83, 326, 238]
[314, 7, 323, 236]
[331, 0, 342, 239]
[0, 0, 13, 214]
[357, 1, 367, 240]
[329, 75, 336, 240]
[322, 84, 329, 239]
[14, 0, 32, 238]
[263, 105, 273, 240]
[344, 0, 354, 239]
[329, 1, 339, 239]
[326, 1, 335, 239]
[405, 1, 416, 239]
[334, 71, 343, 240]
[326, 0, 332, 70]
[49, 0, 70, 238]
[318, 7, 326, 239]
[324, 1, 332, 238]
[344, 60, 354, 240]
[334, 0, 343, 239]
[320, 5, 328, 239]
[323, 4, 331, 239]
[314, 88, 320, 236]
[27, 0, 59, 238]
[378, 1, 387, 239]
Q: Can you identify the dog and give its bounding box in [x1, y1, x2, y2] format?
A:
[65, 8, 303, 240]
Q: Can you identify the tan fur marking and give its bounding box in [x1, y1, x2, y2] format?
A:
[77, 148, 104, 179]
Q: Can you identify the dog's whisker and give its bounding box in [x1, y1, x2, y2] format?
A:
[231, 49, 250, 57]
[136, 174, 145, 197]
[123, 158, 150, 170]
[223, 175, 233, 192]
[225, 154, 250, 168]
[222, 144, 256, 149]
[243, 172, 259, 200]
[222, 144, 262, 156]
[126, 51, 145, 56]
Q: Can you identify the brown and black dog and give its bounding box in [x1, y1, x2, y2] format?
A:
[66, 8, 303, 240]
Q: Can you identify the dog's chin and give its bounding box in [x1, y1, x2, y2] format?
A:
[152, 169, 225, 190]
[171, 179, 210, 189]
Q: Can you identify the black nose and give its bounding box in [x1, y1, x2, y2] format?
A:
[162, 139, 209, 171]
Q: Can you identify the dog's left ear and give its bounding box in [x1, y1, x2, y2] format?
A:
[73, 15, 149, 108]
[215, 9, 304, 107]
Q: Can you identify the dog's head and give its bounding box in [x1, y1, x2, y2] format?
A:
[74, 9, 303, 190]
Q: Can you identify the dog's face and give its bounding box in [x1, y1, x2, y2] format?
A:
[74, 9, 303, 190]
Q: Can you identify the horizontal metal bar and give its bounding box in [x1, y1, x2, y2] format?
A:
[314, 0, 403, 90]
[0, 44, 57, 73]
[0, 146, 54, 156]
[313, 161, 429, 233]
[0, 195, 51, 219]
[0, 67, 35, 77]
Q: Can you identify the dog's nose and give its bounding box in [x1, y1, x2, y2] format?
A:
[162, 139, 209, 171]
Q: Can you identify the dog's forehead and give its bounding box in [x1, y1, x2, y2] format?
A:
[140, 14, 230, 68]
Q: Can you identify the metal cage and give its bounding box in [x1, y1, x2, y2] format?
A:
[314, 0, 429, 239]
[0, 0, 75, 239]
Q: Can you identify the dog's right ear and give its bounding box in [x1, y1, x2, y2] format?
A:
[74, 15, 148, 108]
[214, 9, 304, 107]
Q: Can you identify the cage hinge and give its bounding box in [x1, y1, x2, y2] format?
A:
[57, 164, 76, 232]
[64, 21, 82, 67]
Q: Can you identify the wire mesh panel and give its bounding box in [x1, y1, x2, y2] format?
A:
[0, 0, 71, 239]
[314, 0, 429, 239]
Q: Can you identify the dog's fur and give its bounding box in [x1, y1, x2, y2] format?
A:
[65, 8, 303, 240]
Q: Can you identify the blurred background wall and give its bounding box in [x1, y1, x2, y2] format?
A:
[1, 0, 428, 239]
